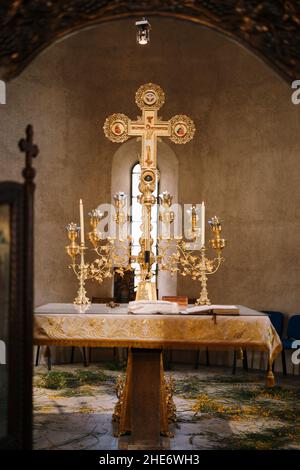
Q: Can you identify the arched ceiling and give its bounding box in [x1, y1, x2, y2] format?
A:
[0, 1, 299, 82]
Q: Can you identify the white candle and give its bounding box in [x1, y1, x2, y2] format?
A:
[80, 199, 85, 244]
[201, 201, 205, 247]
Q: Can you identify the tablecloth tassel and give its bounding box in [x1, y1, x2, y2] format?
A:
[266, 370, 275, 388]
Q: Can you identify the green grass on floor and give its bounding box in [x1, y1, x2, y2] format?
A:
[34, 368, 116, 396]
[219, 425, 300, 450]
[103, 361, 127, 371]
[33, 366, 300, 450]
[174, 373, 300, 449]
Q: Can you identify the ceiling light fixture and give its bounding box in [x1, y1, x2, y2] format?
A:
[135, 18, 151, 45]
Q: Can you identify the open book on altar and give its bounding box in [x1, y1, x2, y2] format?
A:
[127, 301, 239, 315]
[180, 305, 240, 315]
[128, 300, 180, 315]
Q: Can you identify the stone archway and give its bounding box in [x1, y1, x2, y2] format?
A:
[0, 1, 299, 82]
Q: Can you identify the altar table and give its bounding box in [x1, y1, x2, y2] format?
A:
[34, 303, 282, 449]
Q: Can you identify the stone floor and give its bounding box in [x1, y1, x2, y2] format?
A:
[33, 363, 300, 450]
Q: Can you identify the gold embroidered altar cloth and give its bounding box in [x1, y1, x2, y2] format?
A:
[34, 304, 281, 364]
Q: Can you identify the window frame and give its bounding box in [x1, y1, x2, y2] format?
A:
[130, 162, 159, 288]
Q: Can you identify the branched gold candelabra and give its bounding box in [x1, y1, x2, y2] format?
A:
[65, 196, 132, 305]
[174, 225, 225, 306]
[158, 198, 226, 306]
[66, 196, 226, 306]
[65, 223, 90, 305]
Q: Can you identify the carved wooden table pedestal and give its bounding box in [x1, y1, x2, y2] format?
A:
[114, 348, 174, 450]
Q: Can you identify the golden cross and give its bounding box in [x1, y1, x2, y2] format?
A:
[103, 83, 195, 170]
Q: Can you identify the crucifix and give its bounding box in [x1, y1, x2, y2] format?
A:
[103, 83, 195, 170]
[103, 83, 195, 301]
[18, 124, 39, 185]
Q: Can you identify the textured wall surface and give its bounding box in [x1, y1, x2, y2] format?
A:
[0, 18, 299, 313]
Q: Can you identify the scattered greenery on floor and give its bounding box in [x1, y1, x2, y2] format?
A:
[175, 375, 207, 399]
[103, 361, 127, 372]
[174, 374, 300, 449]
[219, 425, 300, 450]
[34, 367, 300, 450]
[34, 368, 117, 397]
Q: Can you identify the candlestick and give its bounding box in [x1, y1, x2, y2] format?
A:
[65, 222, 80, 261]
[191, 205, 197, 233]
[201, 201, 205, 247]
[74, 244, 90, 306]
[80, 199, 85, 244]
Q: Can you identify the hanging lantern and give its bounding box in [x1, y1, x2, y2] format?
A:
[135, 18, 151, 45]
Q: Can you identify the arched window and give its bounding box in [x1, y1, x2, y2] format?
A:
[131, 162, 159, 289]
[112, 140, 178, 298]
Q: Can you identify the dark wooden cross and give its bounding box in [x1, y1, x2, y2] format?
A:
[18, 124, 39, 185]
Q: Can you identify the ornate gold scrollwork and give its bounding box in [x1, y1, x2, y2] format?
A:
[112, 374, 126, 425]
[165, 375, 177, 423]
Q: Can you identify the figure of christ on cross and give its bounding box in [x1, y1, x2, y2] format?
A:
[128, 110, 171, 168]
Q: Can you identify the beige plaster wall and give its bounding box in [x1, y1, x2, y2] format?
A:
[0, 18, 299, 313]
